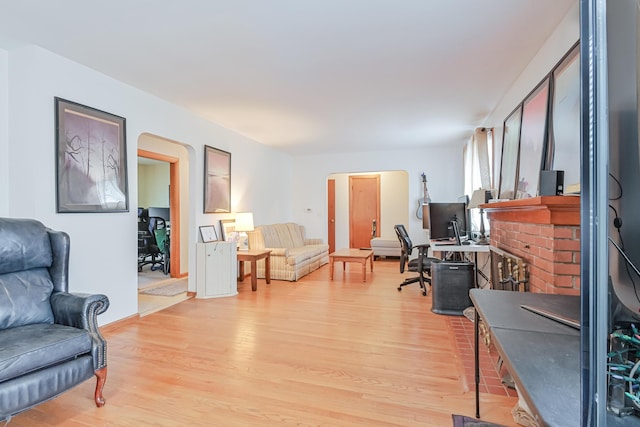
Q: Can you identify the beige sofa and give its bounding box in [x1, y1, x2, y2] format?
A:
[247, 223, 329, 281]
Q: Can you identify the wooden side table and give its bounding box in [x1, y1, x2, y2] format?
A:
[329, 248, 374, 282]
[237, 249, 271, 291]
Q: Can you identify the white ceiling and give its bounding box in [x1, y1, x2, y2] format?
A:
[0, 0, 575, 155]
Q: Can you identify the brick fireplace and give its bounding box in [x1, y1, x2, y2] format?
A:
[482, 196, 581, 295]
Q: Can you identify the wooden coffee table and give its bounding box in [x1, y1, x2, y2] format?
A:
[329, 248, 374, 282]
[237, 249, 271, 291]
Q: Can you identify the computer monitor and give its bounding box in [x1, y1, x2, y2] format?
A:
[428, 203, 468, 242]
[148, 206, 170, 222]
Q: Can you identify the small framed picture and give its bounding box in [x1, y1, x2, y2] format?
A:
[219, 219, 236, 242]
[199, 225, 218, 243]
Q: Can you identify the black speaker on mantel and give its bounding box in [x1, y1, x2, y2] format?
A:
[431, 261, 474, 316]
[540, 170, 564, 196]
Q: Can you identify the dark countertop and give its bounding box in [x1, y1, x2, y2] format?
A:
[470, 289, 580, 335]
[491, 328, 580, 426]
[470, 289, 640, 426]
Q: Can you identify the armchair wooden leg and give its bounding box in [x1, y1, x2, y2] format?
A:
[94, 367, 107, 407]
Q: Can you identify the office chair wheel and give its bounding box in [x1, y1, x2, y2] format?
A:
[422, 290, 427, 296]
[397, 286, 402, 291]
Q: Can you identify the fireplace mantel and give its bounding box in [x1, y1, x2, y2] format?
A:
[481, 195, 581, 295]
[481, 196, 580, 225]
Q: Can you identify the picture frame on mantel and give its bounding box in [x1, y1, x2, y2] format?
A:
[54, 97, 129, 213]
[204, 145, 231, 213]
[497, 105, 523, 200]
[516, 76, 550, 198]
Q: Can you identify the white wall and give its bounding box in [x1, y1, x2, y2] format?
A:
[138, 163, 170, 208]
[6, 45, 293, 324]
[0, 48, 8, 216]
[488, 3, 580, 184]
[291, 144, 464, 246]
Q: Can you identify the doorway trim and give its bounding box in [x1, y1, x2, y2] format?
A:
[138, 149, 181, 277]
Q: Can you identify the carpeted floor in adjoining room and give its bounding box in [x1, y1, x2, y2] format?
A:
[137, 269, 191, 317]
[138, 267, 173, 290]
[139, 278, 188, 296]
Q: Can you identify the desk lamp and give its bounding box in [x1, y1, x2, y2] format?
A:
[468, 189, 490, 245]
[234, 212, 255, 250]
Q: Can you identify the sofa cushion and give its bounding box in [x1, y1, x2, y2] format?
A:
[0, 323, 92, 383]
[0, 269, 54, 329]
[286, 247, 316, 266]
[273, 224, 296, 248]
[259, 225, 283, 248]
[285, 245, 328, 266]
[0, 218, 52, 275]
[285, 223, 305, 248]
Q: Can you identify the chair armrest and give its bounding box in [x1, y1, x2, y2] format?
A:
[267, 247, 289, 256]
[51, 292, 110, 369]
[304, 238, 323, 245]
[51, 292, 109, 329]
[413, 243, 430, 255]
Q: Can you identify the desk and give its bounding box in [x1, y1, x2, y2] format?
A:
[237, 249, 271, 291]
[431, 242, 490, 288]
[329, 249, 374, 282]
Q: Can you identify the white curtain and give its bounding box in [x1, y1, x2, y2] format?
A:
[464, 128, 494, 233]
[476, 128, 492, 190]
[464, 127, 493, 195]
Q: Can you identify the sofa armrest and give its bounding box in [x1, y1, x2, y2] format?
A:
[267, 247, 289, 257]
[304, 238, 323, 245]
[51, 292, 110, 370]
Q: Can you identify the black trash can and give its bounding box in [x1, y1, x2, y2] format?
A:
[431, 260, 474, 315]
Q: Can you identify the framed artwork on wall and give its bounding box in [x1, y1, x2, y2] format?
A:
[204, 145, 231, 213]
[549, 42, 580, 190]
[497, 105, 523, 200]
[516, 77, 551, 198]
[55, 97, 129, 213]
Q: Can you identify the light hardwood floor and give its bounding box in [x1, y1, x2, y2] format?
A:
[9, 259, 519, 426]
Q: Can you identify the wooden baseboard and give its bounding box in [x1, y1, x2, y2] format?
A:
[100, 313, 139, 333]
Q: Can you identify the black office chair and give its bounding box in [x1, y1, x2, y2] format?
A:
[138, 211, 170, 275]
[394, 224, 438, 296]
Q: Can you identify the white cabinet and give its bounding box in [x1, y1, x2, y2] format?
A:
[196, 241, 237, 298]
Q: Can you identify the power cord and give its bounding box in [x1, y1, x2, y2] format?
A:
[608, 235, 640, 305]
[610, 172, 623, 201]
[608, 173, 640, 305]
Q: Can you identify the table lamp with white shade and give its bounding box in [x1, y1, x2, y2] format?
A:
[234, 212, 255, 250]
[468, 189, 491, 245]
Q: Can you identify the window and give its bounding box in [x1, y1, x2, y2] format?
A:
[463, 128, 493, 234]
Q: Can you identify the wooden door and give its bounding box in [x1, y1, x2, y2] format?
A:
[349, 175, 380, 248]
[327, 179, 336, 253]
